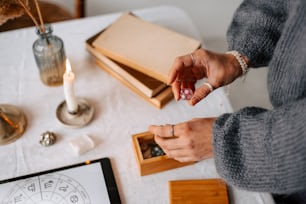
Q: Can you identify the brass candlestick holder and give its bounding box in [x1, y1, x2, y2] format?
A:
[56, 98, 94, 128]
[0, 104, 27, 145]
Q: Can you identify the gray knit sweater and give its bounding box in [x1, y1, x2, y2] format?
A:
[213, 0, 306, 194]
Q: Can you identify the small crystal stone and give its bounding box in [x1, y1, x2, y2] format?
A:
[151, 143, 165, 157]
[40, 131, 56, 146]
[180, 88, 193, 100]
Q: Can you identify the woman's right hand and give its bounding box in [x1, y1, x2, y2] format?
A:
[168, 48, 249, 106]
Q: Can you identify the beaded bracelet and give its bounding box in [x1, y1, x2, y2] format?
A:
[226, 50, 249, 76]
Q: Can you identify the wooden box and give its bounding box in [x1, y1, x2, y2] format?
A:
[132, 131, 194, 176]
[169, 179, 229, 204]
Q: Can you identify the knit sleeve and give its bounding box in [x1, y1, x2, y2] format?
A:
[213, 98, 306, 194]
[226, 0, 289, 67]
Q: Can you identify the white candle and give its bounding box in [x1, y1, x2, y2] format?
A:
[63, 59, 78, 113]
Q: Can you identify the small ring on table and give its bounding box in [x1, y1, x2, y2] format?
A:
[203, 82, 214, 92]
[171, 124, 175, 137]
[190, 53, 196, 66]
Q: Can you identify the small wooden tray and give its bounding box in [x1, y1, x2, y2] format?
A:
[132, 131, 194, 176]
[169, 179, 229, 204]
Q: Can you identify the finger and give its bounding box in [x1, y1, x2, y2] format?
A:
[168, 55, 193, 84]
[203, 82, 214, 92]
[173, 156, 195, 163]
[168, 59, 182, 85]
[189, 83, 212, 106]
[148, 124, 175, 138]
[166, 148, 199, 162]
[190, 53, 196, 66]
[187, 81, 195, 91]
[154, 135, 181, 150]
[180, 80, 188, 89]
[172, 80, 181, 100]
[166, 148, 190, 158]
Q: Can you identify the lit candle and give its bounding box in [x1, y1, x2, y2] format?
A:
[63, 59, 78, 113]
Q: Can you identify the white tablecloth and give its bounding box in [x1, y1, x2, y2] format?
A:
[0, 5, 274, 204]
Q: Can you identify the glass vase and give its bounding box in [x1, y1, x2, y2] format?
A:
[32, 24, 66, 86]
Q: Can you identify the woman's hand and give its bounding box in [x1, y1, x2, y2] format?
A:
[148, 117, 216, 162]
[169, 48, 247, 105]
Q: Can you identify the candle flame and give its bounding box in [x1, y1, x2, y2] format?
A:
[65, 58, 72, 73]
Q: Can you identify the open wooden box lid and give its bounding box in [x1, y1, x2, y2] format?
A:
[169, 178, 229, 204]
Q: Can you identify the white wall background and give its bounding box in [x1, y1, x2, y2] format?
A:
[53, 0, 242, 39]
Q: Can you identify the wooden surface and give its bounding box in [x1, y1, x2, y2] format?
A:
[169, 179, 229, 204]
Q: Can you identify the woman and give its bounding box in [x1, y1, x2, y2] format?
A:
[149, 0, 306, 202]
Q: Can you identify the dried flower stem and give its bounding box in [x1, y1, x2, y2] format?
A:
[17, 0, 44, 33]
[33, 0, 45, 33]
[0, 109, 18, 129]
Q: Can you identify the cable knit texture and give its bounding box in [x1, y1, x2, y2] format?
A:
[213, 0, 306, 194]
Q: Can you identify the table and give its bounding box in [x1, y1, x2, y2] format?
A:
[0, 5, 274, 204]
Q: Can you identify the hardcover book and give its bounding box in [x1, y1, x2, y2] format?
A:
[86, 33, 173, 109]
[92, 13, 201, 83]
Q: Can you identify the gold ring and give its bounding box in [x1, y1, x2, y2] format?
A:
[203, 82, 214, 92]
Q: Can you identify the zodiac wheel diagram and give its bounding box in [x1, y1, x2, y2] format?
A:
[1, 173, 91, 204]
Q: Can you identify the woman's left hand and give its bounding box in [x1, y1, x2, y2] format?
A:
[148, 117, 216, 162]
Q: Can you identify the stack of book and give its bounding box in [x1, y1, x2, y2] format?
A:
[85, 13, 201, 109]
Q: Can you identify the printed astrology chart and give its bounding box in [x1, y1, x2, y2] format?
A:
[0, 162, 111, 204]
